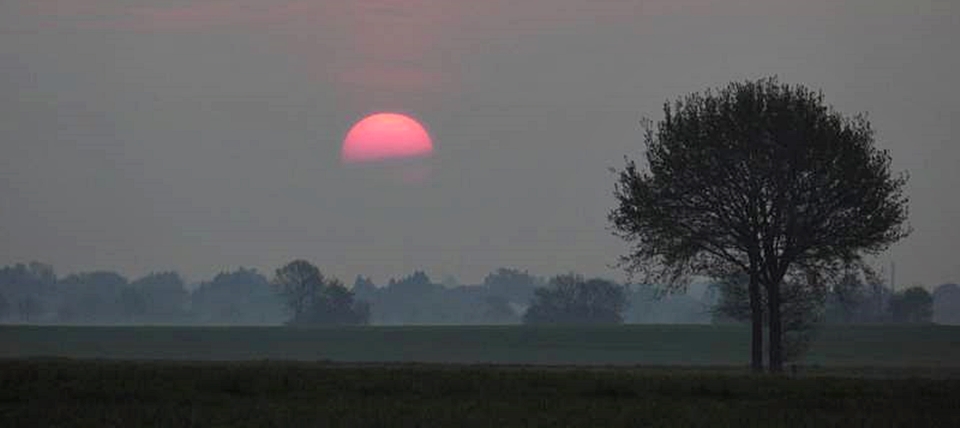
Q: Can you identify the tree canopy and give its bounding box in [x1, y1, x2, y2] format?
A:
[523, 274, 627, 324]
[191, 268, 284, 325]
[273, 260, 369, 325]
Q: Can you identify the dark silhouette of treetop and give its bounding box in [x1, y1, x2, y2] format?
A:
[273, 260, 369, 325]
[523, 274, 627, 324]
[610, 77, 909, 372]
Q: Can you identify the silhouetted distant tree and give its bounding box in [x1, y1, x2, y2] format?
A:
[933, 283, 960, 325]
[374, 271, 449, 324]
[356, 271, 524, 325]
[626, 283, 711, 324]
[120, 286, 147, 321]
[0, 262, 57, 322]
[56, 271, 130, 324]
[610, 77, 910, 372]
[714, 262, 892, 359]
[130, 271, 188, 323]
[299, 281, 370, 325]
[17, 296, 43, 323]
[389, 271, 433, 290]
[889, 286, 933, 324]
[352, 276, 376, 297]
[818, 264, 893, 324]
[523, 274, 627, 324]
[482, 295, 518, 324]
[274, 260, 322, 321]
[0, 292, 8, 320]
[191, 268, 284, 325]
[483, 268, 541, 305]
[273, 260, 368, 325]
[823, 273, 867, 323]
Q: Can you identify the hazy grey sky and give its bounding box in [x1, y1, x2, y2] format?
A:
[1, 1, 957, 287]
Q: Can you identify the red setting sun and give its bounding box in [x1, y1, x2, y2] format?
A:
[341, 113, 433, 163]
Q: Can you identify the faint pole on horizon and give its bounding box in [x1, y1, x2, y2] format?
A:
[890, 260, 896, 293]
[886, 260, 896, 323]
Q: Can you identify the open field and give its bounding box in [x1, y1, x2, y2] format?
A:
[3, 326, 959, 426]
[2, 324, 959, 368]
[1, 359, 959, 427]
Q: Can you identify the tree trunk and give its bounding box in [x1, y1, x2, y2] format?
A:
[749, 271, 764, 372]
[767, 280, 784, 373]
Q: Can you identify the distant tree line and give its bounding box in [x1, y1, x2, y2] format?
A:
[710, 266, 938, 326]
[0, 261, 952, 327]
[0, 262, 284, 325]
[706, 262, 938, 362]
[523, 274, 627, 324]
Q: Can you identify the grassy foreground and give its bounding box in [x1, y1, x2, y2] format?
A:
[2, 359, 958, 427]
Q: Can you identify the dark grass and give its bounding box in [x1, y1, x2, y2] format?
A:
[2, 359, 959, 427]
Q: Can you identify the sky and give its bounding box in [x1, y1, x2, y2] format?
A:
[1, 0, 958, 288]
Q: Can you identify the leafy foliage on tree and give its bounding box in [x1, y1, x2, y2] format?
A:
[273, 260, 369, 325]
[523, 274, 627, 324]
[610, 77, 910, 372]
